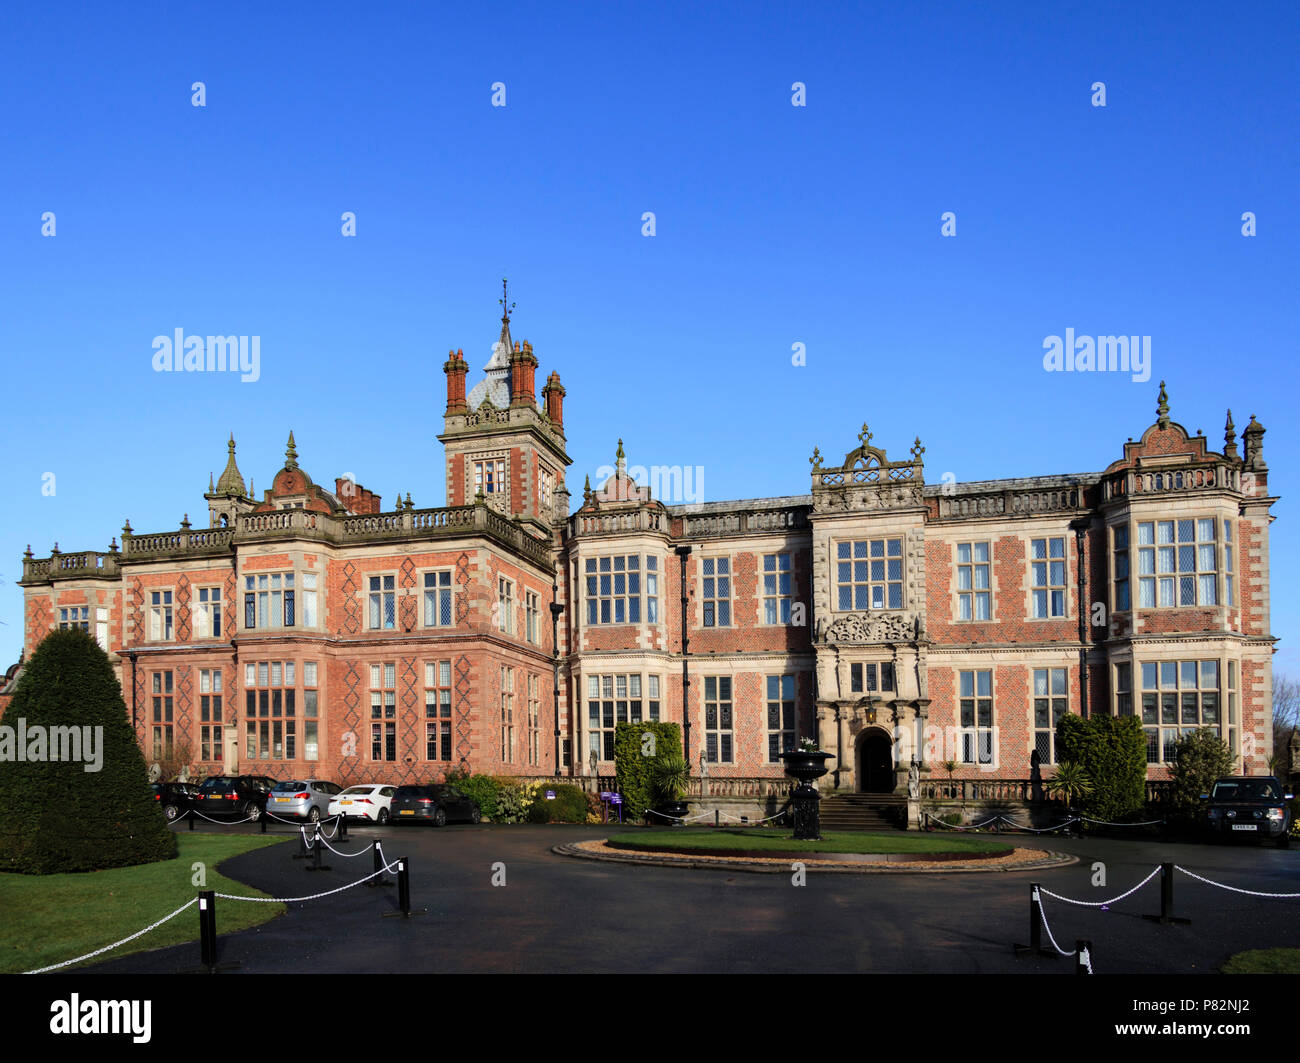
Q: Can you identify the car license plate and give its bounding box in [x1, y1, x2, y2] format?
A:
[275, 797, 290, 803]
[1232, 824, 1257, 831]
[400, 809, 414, 815]
[341, 800, 352, 805]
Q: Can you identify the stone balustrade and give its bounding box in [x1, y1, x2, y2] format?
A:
[23, 501, 551, 583]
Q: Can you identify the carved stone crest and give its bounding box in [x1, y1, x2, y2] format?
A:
[822, 611, 916, 644]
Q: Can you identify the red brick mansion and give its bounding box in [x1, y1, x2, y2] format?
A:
[8, 304, 1278, 798]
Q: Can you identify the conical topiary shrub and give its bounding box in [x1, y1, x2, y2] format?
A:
[0, 628, 177, 873]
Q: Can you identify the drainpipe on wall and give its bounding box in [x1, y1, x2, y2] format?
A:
[675, 544, 692, 764]
[550, 597, 564, 776]
[127, 651, 138, 732]
[1071, 518, 1091, 718]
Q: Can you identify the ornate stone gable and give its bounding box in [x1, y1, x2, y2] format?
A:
[810, 425, 926, 514]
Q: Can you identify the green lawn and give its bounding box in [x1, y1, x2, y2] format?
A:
[1221, 948, 1300, 974]
[0, 834, 288, 974]
[605, 828, 1013, 856]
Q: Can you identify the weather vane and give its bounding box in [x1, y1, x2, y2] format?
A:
[499, 278, 515, 323]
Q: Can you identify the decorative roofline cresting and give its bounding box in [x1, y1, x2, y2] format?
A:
[810, 424, 925, 513]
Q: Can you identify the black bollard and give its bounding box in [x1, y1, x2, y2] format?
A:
[369, 840, 394, 887]
[1143, 862, 1191, 924]
[397, 859, 410, 916]
[293, 826, 310, 860]
[260, 812, 267, 834]
[715, 809, 720, 829]
[1014, 882, 1055, 957]
[199, 890, 217, 968]
[306, 824, 331, 872]
[338, 813, 348, 842]
[1076, 940, 1093, 974]
[188, 809, 196, 831]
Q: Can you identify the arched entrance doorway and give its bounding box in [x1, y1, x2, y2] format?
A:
[856, 729, 896, 793]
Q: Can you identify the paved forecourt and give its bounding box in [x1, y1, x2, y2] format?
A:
[79, 822, 1300, 975]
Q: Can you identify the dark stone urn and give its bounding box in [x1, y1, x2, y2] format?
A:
[780, 750, 836, 840]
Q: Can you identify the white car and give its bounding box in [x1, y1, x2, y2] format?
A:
[329, 784, 397, 824]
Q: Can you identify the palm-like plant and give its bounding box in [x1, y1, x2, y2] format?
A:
[941, 758, 959, 800]
[1044, 760, 1093, 807]
[649, 751, 691, 806]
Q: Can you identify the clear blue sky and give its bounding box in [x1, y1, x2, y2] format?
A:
[1, 1, 1296, 674]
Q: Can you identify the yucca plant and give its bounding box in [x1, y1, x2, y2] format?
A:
[1044, 760, 1093, 806]
[649, 751, 691, 805]
[941, 758, 959, 800]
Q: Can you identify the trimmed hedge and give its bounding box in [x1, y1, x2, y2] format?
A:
[0, 629, 177, 873]
[614, 721, 683, 822]
[445, 773, 501, 820]
[1169, 728, 1236, 821]
[526, 784, 589, 823]
[1055, 712, 1147, 824]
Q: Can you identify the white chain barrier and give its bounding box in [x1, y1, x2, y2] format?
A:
[1174, 865, 1300, 899]
[1035, 890, 1077, 958]
[189, 807, 262, 826]
[215, 857, 404, 905]
[24, 898, 199, 975]
[316, 834, 372, 858]
[1040, 865, 1163, 908]
[1078, 815, 1166, 827]
[996, 817, 1080, 833]
[922, 812, 1003, 830]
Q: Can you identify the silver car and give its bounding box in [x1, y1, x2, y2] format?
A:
[265, 779, 343, 823]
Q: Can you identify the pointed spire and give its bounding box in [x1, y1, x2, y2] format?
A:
[285, 430, 299, 469]
[1223, 410, 1239, 461]
[215, 433, 247, 496]
[1156, 381, 1170, 428]
[616, 438, 626, 474]
[493, 277, 515, 365]
[208, 471, 215, 493]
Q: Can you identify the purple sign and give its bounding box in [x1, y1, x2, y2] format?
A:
[545, 790, 556, 800]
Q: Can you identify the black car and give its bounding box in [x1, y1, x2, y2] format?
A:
[1202, 776, 1293, 847]
[195, 775, 276, 821]
[151, 781, 201, 822]
[389, 784, 481, 826]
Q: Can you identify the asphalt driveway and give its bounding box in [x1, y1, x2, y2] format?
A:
[81, 823, 1300, 975]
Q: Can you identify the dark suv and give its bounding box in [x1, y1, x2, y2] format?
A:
[196, 775, 276, 821]
[1202, 776, 1293, 847]
[151, 781, 201, 822]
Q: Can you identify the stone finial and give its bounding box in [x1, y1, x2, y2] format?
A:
[615, 439, 626, 478]
[122, 519, 133, 535]
[1243, 414, 1267, 471]
[208, 471, 214, 493]
[285, 431, 299, 469]
[52, 542, 59, 554]
[1156, 381, 1170, 428]
[858, 424, 873, 448]
[809, 447, 823, 472]
[405, 492, 414, 510]
[1224, 410, 1240, 461]
[180, 513, 192, 530]
[23, 544, 32, 559]
[583, 474, 593, 504]
[109, 538, 118, 553]
[911, 436, 926, 462]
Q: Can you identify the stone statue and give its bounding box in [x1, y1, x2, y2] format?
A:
[907, 759, 919, 799]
